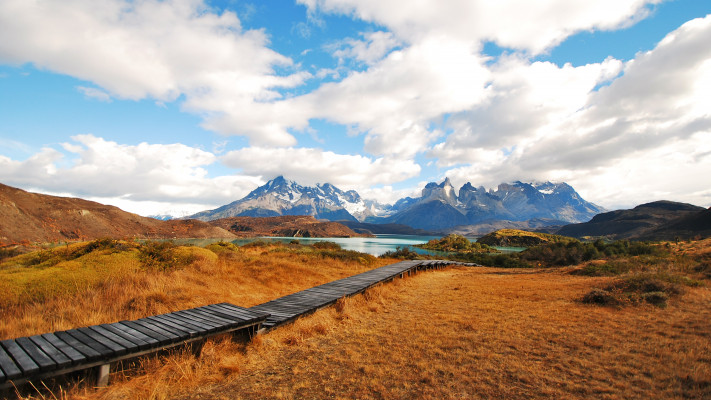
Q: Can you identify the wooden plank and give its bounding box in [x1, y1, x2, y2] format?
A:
[201, 305, 245, 321]
[89, 326, 142, 352]
[148, 315, 202, 336]
[0, 344, 22, 381]
[177, 310, 230, 328]
[76, 327, 127, 356]
[129, 318, 182, 343]
[182, 309, 235, 326]
[166, 311, 222, 331]
[63, 330, 115, 358]
[41, 333, 89, 364]
[27, 335, 72, 369]
[169, 311, 221, 330]
[122, 320, 178, 343]
[145, 316, 197, 338]
[100, 324, 156, 349]
[15, 337, 59, 372]
[0, 340, 39, 375]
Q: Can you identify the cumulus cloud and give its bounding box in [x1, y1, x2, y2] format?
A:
[298, 0, 658, 53]
[296, 36, 490, 158]
[430, 56, 624, 166]
[0, 0, 307, 145]
[0, 135, 261, 211]
[439, 15, 711, 208]
[330, 31, 401, 65]
[221, 146, 421, 189]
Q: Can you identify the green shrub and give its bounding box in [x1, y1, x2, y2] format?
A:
[312, 241, 342, 251]
[641, 291, 668, 307]
[581, 288, 619, 306]
[380, 246, 420, 260]
[138, 241, 195, 271]
[206, 240, 240, 254]
[574, 261, 631, 276]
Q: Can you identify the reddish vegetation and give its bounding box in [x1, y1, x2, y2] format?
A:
[0, 183, 234, 244]
[208, 215, 370, 238]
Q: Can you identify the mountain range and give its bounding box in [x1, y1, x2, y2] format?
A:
[189, 176, 606, 231]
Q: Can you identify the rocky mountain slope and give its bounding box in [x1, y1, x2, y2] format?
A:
[556, 201, 709, 240]
[207, 215, 369, 238]
[0, 183, 235, 244]
[372, 178, 605, 231]
[189, 176, 387, 222]
[190, 176, 604, 232]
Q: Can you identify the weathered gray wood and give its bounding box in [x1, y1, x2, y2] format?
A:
[15, 337, 58, 372]
[0, 340, 40, 375]
[43, 333, 93, 363]
[27, 335, 73, 369]
[0, 344, 22, 381]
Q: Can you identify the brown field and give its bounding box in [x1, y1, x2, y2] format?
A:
[4, 239, 711, 399]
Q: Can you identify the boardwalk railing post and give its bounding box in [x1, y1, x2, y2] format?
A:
[95, 363, 110, 388]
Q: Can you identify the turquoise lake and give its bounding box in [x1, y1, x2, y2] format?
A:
[166, 234, 525, 256]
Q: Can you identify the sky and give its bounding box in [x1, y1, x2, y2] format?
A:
[0, 0, 710, 217]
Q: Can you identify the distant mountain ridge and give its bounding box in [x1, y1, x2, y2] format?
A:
[556, 200, 710, 240]
[189, 176, 605, 231]
[189, 176, 387, 222]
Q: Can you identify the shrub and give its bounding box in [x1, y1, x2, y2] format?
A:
[312, 241, 342, 251]
[581, 288, 619, 306]
[641, 291, 668, 307]
[0, 246, 22, 262]
[380, 246, 420, 260]
[573, 260, 631, 276]
[206, 240, 240, 254]
[138, 241, 196, 271]
[450, 252, 531, 268]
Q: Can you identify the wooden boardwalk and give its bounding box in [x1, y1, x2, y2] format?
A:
[0, 259, 472, 391]
[0, 303, 268, 389]
[250, 260, 457, 329]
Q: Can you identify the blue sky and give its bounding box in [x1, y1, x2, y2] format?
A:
[1, 0, 710, 216]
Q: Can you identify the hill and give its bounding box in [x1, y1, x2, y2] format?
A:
[207, 215, 370, 238]
[0, 183, 234, 244]
[476, 229, 577, 247]
[556, 200, 708, 240]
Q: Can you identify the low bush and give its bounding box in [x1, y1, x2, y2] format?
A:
[380, 246, 420, 260]
[573, 260, 631, 276]
[581, 272, 692, 308]
[139, 241, 197, 271]
[312, 241, 342, 251]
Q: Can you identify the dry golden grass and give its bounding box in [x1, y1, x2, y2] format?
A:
[6, 239, 711, 399]
[35, 265, 708, 400]
[0, 241, 392, 340]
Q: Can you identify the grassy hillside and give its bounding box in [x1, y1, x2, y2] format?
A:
[0, 239, 391, 340]
[3, 238, 710, 399]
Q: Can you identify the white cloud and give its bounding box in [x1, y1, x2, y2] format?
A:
[0, 135, 262, 214]
[221, 146, 421, 189]
[330, 31, 401, 65]
[296, 36, 490, 158]
[76, 86, 112, 102]
[298, 0, 658, 53]
[439, 16, 711, 209]
[430, 56, 624, 166]
[0, 0, 307, 146]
